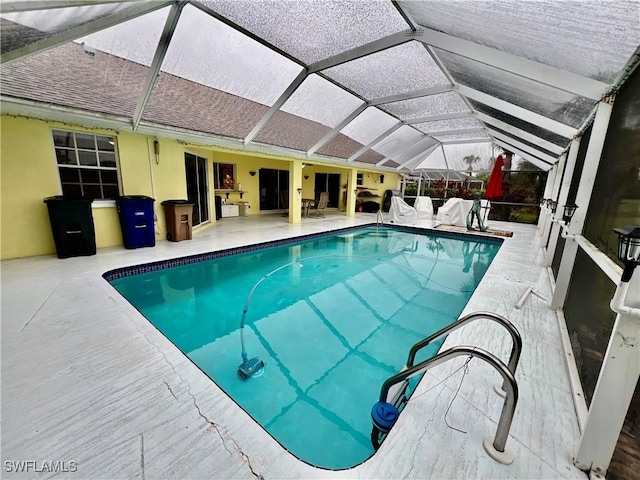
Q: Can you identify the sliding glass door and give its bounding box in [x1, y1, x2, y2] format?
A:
[185, 153, 209, 226]
[314, 173, 341, 207]
[259, 168, 289, 211]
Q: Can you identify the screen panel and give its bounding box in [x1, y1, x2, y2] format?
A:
[202, 0, 408, 64]
[401, 0, 639, 82]
[324, 41, 449, 99]
[382, 92, 470, 120]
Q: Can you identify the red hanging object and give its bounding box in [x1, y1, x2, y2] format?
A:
[484, 155, 504, 199]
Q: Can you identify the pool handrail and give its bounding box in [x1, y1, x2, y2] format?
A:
[406, 311, 522, 395]
[376, 345, 518, 459]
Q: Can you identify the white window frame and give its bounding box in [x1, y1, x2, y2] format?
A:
[50, 128, 122, 203]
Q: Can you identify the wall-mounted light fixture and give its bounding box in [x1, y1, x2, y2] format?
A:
[153, 138, 160, 165]
[549, 200, 558, 214]
[540, 198, 547, 208]
[249, 171, 257, 176]
[562, 204, 578, 225]
[304, 175, 309, 180]
[297, 187, 303, 195]
[614, 225, 640, 282]
[380, 174, 385, 183]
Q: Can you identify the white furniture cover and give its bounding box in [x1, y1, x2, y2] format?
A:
[389, 196, 417, 224]
[436, 198, 490, 227]
[414, 196, 434, 220]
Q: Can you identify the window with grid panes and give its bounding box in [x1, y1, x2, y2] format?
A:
[52, 130, 120, 200]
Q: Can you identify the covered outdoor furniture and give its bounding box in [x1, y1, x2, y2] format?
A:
[414, 196, 434, 220]
[437, 198, 490, 227]
[389, 196, 417, 224]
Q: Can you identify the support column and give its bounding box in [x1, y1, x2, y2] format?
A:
[288, 161, 302, 224]
[541, 153, 566, 244]
[551, 97, 615, 309]
[546, 138, 581, 265]
[574, 271, 640, 477]
[537, 163, 557, 238]
[345, 168, 358, 217]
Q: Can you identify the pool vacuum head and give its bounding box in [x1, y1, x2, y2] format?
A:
[238, 356, 265, 379]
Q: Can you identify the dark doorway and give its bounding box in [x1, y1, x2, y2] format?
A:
[314, 173, 341, 208]
[185, 153, 209, 226]
[259, 168, 289, 211]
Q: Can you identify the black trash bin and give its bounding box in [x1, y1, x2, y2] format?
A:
[116, 196, 155, 249]
[44, 196, 96, 259]
[215, 195, 222, 220]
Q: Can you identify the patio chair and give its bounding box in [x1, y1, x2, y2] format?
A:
[312, 192, 329, 217]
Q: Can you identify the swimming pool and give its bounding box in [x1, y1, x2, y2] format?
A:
[106, 225, 501, 469]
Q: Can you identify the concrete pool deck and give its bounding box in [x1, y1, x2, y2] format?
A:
[1, 213, 588, 479]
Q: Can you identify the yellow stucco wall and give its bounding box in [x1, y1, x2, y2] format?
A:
[0, 114, 401, 259]
[1, 116, 60, 258]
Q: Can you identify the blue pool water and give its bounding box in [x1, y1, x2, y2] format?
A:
[109, 226, 500, 469]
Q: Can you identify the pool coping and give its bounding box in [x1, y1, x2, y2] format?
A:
[103, 223, 503, 281]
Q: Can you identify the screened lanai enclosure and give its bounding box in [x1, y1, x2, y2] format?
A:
[1, 0, 639, 479]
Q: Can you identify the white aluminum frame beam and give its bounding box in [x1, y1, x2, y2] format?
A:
[541, 151, 567, 242]
[414, 25, 608, 101]
[132, 1, 185, 131]
[545, 138, 580, 265]
[243, 30, 417, 146]
[430, 127, 487, 137]
[369, 85, 453, 106]
[397, 143, 440, 171]
[477, 112, 565, 155]
[492, 139, 552, 171]
[552, 98, 615, 309]
[441, 138, 492, 145]
[488, 128, 558, 164]
[1, 0, 173, 65]
[306, 103, 367, 156]
[458, 85, 578, 139]
[376, 135, 431, 166]
[243, 69, 308, 145]
[405, 112, 474, 124]
[347, 122, 402, 163]
[308, 30, 412, 73]
[0, 0, 137, 12]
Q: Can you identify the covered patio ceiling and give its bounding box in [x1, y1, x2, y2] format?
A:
[1, 0, 638, 174]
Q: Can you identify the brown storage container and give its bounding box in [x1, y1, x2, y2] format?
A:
[161, 200, 194, 242]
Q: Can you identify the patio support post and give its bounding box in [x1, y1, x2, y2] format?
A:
[289, 161, 303, 224]
[546, 138, 581, 265]
[537, 163, 557, 237]
[551, 98, 614, 309]
[541, 152, 566, 243]
[345, 168, 358, 217]
[574, 270, 640, 477]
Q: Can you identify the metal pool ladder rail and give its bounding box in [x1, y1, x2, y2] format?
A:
[407, 311, 522, 397]
[371, 312, 522, 464]
[371, 346, 519, 464]
[376, 209, 384, 227]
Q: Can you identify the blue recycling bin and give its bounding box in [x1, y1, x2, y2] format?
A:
[115, 196, 155, 249]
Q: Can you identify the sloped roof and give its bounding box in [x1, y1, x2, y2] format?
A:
[1, 0, 638, 173]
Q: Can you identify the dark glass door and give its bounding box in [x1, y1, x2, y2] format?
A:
[259, 168, 289, 211]
[314, 173, 341, 207]
[185, 153, 209, 226]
